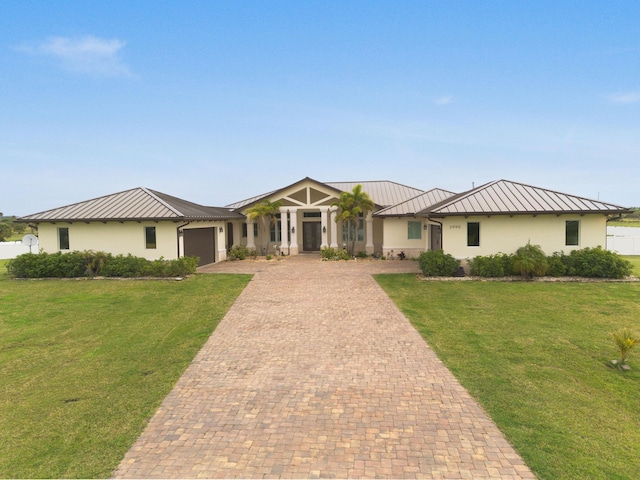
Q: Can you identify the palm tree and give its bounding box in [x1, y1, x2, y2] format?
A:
[332, 184, 374, 256]
[245, 200, 282, 256]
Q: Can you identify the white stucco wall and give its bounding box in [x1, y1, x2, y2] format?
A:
[36, 221, 180, 260]
[381, 217, 428, 257]
[439, 214, 607, 259]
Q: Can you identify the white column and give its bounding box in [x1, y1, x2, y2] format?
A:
[330, 206, 339, 248]
[232, 221, 241, 247]
[178, 229, 185, 257]
[216, 224, 227, 262]
[289, 208, 299, 255]
[365, 212, 374, 254]
[320, 207, 329, 248]
[246, 220, 255, 249]
[279, 207, 289, 255]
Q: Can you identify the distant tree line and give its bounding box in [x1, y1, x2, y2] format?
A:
[0, 215, 28, 242]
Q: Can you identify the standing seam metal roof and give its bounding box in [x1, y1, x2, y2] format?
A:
[225, 178, 426, 210]
[374, 188, 457, 217]
[420, 180, 631, 216]
[18, 188, 243, 222]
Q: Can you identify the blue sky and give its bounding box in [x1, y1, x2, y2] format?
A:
[2, 1, 639, 216]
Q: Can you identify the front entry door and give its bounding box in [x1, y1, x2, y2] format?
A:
[430, 224, 442, 251]
[302, 222, 322, 251]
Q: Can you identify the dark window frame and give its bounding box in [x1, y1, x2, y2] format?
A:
[145, 226, 157, 249]
[566, 220, 579, 246]
[467, 222, 480, 247]
[58, 227, 69, 250]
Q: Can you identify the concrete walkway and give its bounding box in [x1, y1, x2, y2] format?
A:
[113, 256, 534, 479]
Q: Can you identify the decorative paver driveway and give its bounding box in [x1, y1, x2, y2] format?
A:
[114, 256, 534, 479]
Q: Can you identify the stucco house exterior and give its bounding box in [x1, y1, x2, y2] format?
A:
[18, 178, 630, 266]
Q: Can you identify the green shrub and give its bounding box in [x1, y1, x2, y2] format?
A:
[563, 247, 632, 279]
[100, 254, 148, 277]
[6, 253, 40, 278]
[418, 250, 460, 276]
[469, 253, 514, 277]
[512, 243, 549, 279]
[8, 251, 199, 278]
[7, 251, 87, 278]
[144, 256, 198, 277]
[546, 252, 567, 277]
[356, 251, 368, 258]
[320, 247, 350, 261]
[228, 244, 250, 261]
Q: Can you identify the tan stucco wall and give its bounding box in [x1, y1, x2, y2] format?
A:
[36, 221, 180, 260]
[439, 214, 608, 259]
[372, 217, 384, 253]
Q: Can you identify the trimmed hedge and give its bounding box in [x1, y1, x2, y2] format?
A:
[468, 253, 514, 277]
[468, 246, 632, 279]
[418, 250, 460, 276]
[6, 251, 199, 278]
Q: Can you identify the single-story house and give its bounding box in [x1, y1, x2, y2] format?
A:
[18, 178, 631, 265]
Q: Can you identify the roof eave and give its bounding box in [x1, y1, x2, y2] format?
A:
[424, 209, 632, 217]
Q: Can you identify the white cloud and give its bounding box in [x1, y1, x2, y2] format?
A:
[434, 95, 454, 106]
[607, 91, 640, 104]
[17, 36, 134, 77]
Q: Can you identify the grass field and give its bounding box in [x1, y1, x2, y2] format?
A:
[0, 263, 251, 478]
[622, 255, 640, 275]
[608, 219, 640, 227]
[377, 276, 640, 479]
[2, 255, 639, 478]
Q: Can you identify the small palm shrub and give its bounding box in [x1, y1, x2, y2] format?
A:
[609, 328, 638, 366]
[512, 243, 548, 279]
[418, 250, 459, 276]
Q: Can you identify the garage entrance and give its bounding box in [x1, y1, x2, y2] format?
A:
[184, 228, 215, 266]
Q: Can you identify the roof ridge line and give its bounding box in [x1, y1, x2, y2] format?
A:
[141, 187, 184, 217]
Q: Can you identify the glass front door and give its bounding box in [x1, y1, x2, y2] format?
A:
[302, 222, 322, 251]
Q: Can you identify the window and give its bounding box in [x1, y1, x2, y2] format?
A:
[342, 214, 364, 242]
[467, 222, 480, 246]
[58, 227, 69, 250]
[242, 223, 259, 238]
[566, 220, 579, 246]
[270, 214, 282, 242]
[145, 226, 157, 249]
[408, 221, 422, 240]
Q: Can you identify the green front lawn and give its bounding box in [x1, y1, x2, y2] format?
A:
[622, 255, 640, 275]
[0, 270, 251, 478]
[376, 276, 640, 479]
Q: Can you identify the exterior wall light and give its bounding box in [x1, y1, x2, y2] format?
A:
[323, 226, 327, 233]
[291, 227, 295, 234]
[219, 226, 224, 233]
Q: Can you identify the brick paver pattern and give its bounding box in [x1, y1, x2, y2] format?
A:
[113, 256, 535, 479]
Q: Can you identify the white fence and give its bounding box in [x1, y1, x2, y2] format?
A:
[0, 241, 36, 259]
[607, 226, 640, 256]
